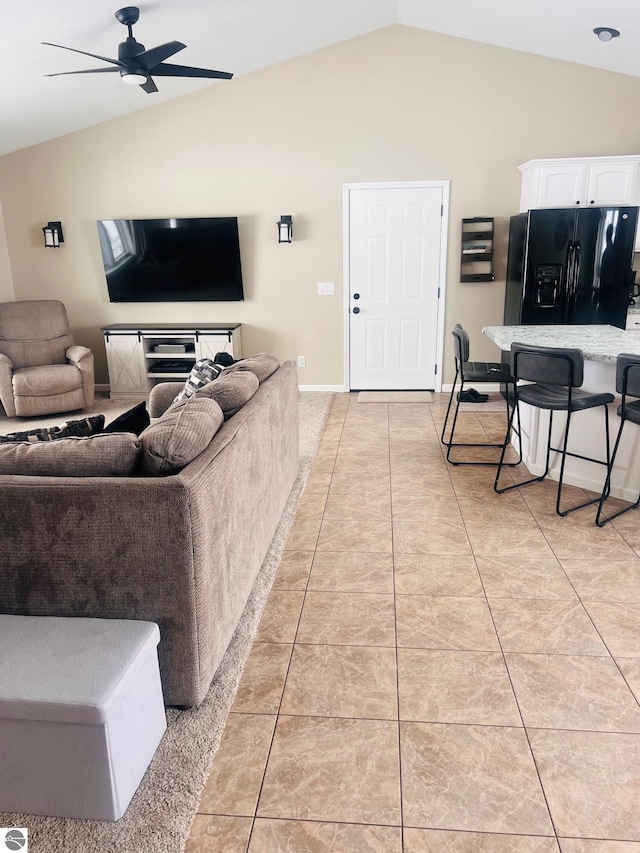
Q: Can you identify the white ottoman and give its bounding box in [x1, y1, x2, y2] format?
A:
[0, 615, 167, 821]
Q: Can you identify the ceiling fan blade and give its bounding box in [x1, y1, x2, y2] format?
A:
[42, 42, 125, 68]
[45, 67, 120, 77]
[137, 41, 186, 71]
[150, 62, 233, 80]
[140, 77, 159, 94]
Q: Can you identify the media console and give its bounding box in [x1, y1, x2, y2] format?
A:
[101, 323, 242, 400]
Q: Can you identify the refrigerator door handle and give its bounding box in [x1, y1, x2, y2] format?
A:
[569, 241, 581, 321]
[562, 241, 575, 322]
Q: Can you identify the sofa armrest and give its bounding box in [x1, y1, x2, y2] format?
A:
[66, 345, 95, 408]
[149, 382, 184, 418]
[0, 353, 15, 417]
[66, 345, 91, 365]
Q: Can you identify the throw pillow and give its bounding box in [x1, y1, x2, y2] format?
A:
[193, 370, 259, 419]
[103, 401, 150, 436]
[0, 414, 105, 444]
[172, 358, 227, 405]
[225, 353, 280, 384]
[139, 396, 224, 476]
[0, 433, 141, 477]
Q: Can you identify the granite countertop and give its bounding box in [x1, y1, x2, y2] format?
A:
[482, 325, 640, 364]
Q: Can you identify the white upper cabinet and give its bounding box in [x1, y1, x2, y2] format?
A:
[519, 156, 640, 212]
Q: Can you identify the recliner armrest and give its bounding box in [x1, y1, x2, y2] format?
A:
[0, 352, 13, 369]
[66, 345, 91, 365]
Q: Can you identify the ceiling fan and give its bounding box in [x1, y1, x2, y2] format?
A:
[42, 6, 233, 94]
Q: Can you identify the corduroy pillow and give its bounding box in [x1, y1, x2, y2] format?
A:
[193, 370, 259, 419]
[139, 396, 224, 476]
[0, 433, 141, 477]
[225, 353, 280, 384]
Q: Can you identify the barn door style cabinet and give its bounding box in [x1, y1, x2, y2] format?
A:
[102, 323, 242, 400]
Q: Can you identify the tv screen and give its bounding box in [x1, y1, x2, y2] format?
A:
[96, 217, 244, 302]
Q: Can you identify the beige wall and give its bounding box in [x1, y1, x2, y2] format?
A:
[0, 201, 14, 302]
[1, 24, 640, 386]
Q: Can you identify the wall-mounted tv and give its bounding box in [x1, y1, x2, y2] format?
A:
[96, 217, 244, 302]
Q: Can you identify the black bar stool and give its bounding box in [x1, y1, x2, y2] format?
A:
[494, 343, 614, 516]
[596, 353, 640, 527]
[440, 324, 519, 466]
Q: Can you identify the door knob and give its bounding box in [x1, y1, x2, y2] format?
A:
[353, 307, 360, 314]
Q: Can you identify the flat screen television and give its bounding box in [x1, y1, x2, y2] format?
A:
[96, 217, 244, 302]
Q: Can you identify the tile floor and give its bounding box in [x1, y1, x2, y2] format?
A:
[186, 393, 640, 852]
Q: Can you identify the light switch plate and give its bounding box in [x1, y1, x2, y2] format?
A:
[318, 281, 334, 295]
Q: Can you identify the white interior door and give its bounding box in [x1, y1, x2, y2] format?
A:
[346, 183, 447, 390]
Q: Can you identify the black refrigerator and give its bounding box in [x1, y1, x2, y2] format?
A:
[504, 206, 638, 329]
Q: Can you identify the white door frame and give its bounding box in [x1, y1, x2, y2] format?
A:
[343, 180, 450, 392]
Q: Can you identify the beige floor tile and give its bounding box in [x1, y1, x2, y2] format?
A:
[393, 519, 472, 555]
[329, 470, 391, 497]
[388, 425, 436, 441]
[616, 658, 640, 703]
[529, 728, 640, 840]
[457, 492, 535, 525]
[198, 713, 276, 817]
[323, 490, 391, 522]
[308, 551, 394, 593]
[391, 493, 463, 524]
[505, 653, 640, 732]
[559, 840, 640, 852]
[476, 556, 577, 600]
[284, 517, 322, 550]
[396, 595, 500, 651]
[257, 716, 401, 824]
[401, 722, 553, 835]
[293, 491, 327, 521]
[333, 456, 390, 476]
[489, 599, 609, 655]
[281, 644, 398, 719]
[296, 591, 396, 646]
[271, 551, 314, 590]
[403, 828, 560, 852]
[391, 456, 454, 478]
[248, 819, 402, 852]
[397, 648, 521, 725]
[185, 815, 253, 853]
[465, 522, 556, 558]
[389, 439, 447, 460]
[394, 553, 483, 597]
[316, 517, 393, 553]
[254, 591, 305, 643]
[391, 471, 456, 498]
[582, 602, 640, 657]
[559, 559, 640, 602]
[304, 470, 332, 493]
[539, 522, 636, 560]
[232, 643, 292, 714]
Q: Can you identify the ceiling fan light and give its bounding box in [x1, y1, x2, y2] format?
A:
[121, 71, 147, 85]
[593, 27, 620, 42]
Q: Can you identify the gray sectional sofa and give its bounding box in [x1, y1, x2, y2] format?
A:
[0, 359, 299, 707]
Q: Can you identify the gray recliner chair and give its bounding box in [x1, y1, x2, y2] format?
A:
[0, 300, 94, 417]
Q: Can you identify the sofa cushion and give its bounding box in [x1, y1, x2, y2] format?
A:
[173, 358, 227, 405]
[0, 414, 105, 444]
[139, 396, 224, 476]
[0, 433, 141, 477]
[226, 353, 280, 384]
[103, 401, 150, 436]
[12, 363, 83, 396]
[193, 370, 259, 419]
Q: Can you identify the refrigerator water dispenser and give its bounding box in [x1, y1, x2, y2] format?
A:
[534, 264, 562, 306]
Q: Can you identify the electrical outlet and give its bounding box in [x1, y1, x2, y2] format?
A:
[297, 355, 306, 368]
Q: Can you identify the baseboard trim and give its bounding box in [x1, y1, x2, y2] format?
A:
[299, 384, 348, 392]
[96, 383, 110, 394]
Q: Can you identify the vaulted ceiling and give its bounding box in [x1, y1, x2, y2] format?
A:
[2, 0, 639, 157]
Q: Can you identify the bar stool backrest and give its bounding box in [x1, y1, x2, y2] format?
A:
[511, 343, 584, 387]
[452, 324, 470, 366]
[616, 353, 640, 397]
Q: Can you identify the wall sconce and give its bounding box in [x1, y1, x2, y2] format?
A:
[42, 221, 64, 248]
[277, 215, 293, 243]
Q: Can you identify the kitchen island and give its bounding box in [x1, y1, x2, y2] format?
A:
[483, 325, 640, 501]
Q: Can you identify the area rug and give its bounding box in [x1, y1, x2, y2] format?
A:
[0, 392, 137, 435]
[0, 390, 335, 853]
[358, 390, 434, 403]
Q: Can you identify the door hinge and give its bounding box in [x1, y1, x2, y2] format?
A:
[440, 204, 443, 216]
[437, 287, 441, 298]
[435, 364, 438, 374]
